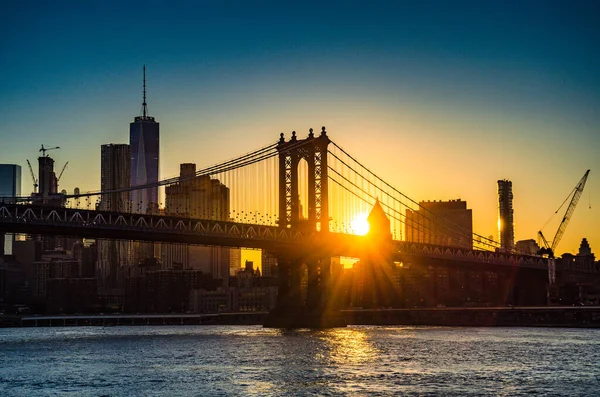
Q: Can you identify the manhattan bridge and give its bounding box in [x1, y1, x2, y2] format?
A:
[0, 127, 547, 327]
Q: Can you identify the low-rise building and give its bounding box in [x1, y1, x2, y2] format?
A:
[190, 286, 277, 314]
[515, 239, 540, 255]
[555, 238, 600, 305]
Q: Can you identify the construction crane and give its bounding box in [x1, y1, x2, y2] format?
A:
[26, 159, 39, 193]
[39, 144, 60, 157]
[57, 161, 69, 183]
[538, 169, 590, 258]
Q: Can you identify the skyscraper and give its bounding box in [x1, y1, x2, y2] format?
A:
[0, 164, 21, 255]
[405, 199, 473, 249]
[164, 164, 229, 220]
[163, 163, 231, 285]
[498, 179, 514, 251]
[100, 144, 131, 212]
[261, 251, 278, 277]
[130, 66, 159, 214]
[38, 156, 57, 198]
[0, 164, 21, 200]
[98, 144, 131, 288]
[230, 248, 242, 276]
[31, 154, 66, 251]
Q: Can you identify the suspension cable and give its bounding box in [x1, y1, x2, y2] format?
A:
[329, 169, 492, 247]
[328, 142, 499, 248]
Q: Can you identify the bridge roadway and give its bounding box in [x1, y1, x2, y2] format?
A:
[0, 203, 547, 269]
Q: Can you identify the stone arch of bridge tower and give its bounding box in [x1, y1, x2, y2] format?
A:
[277, 127, 330, 232]
[297, 157, 310, 221]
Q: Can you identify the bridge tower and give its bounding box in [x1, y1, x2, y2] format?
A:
[277, 126, 329, 232]
[265, 127, 345, 328]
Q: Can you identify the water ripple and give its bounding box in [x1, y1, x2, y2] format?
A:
[0, 325, 599, 396]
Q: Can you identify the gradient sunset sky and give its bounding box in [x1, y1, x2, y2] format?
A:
[0, 1, 598, 256]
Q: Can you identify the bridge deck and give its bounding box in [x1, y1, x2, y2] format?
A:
[0, 203, 547, 269]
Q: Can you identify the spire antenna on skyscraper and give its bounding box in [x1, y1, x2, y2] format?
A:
[142, 65, 148, 118]
[131, 64, 159, 215]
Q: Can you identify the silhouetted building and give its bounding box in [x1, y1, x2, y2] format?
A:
[124, 270, 219, 313]
[31, 155, 66, 253]
[165, 164, 229, 219]
[0, 164, 21, 255]
[12, 240, 42, 286]
[405, 199, 473, 249]
[162, 163, 230, 285]
[33, 155, 66, 208]
[261, 251, 278, 277]
[190, 288, 237, 313]
[237, 260, 261, 289]
[31, 250, 79, 297]
[38, 156, 57, 198]
[0, 164, 21, 201]
[554, 238, 600, 305]
[0, 255, 26, 302]
[498, 180, 514, 251]
[130, 66, 159, 214]
[100, 144, 131, 212]
[72, 241, 97, 278]
[230, 248, 242, 276]
[129, 67, 159, 270]
[355, 200, 396, 308]
[239, 286, 277, 312]
[97, 144, 132, 288]
[515, 239, 540, 255]
[190, 287, 277, 313]
[578, 238, 593, 257]
[368, 199, 391, 239]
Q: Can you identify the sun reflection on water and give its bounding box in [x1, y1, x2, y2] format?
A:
[318, 328, 379, 365]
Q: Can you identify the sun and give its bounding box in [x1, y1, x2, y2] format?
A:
[351, 216, 370, 236]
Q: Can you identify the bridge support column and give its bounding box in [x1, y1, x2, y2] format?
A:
[306, 260, 319, 310]
[264, 253, 345, 328]
[273, 255, 304, 309]
[306, 257, 332, 311]
[319, 257, 332, 310]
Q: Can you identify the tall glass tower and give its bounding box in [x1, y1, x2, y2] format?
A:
[130, 66, 159, 214]
[0, 164, 21, 255]
[0, 164, 21, 200]
[101, 144, 131, 212]
[98, 144, 132, 287]
[497, 179, 514, 252]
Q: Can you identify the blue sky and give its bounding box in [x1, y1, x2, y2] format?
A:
[1, 0, 599, 254]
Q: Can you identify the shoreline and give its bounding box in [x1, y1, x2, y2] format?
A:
[2, 306, 599, 328]
[344, 306, 600, 328]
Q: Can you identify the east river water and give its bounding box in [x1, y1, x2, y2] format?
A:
[1, 326, 599, 396]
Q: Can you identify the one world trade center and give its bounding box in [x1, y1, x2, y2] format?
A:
[130, 66, 159, 214]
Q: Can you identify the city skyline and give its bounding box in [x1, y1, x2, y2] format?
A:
[2, 4, 600, 394]
[0, 2, 598, 255]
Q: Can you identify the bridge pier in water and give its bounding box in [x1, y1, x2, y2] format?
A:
[264, 252, 346, 328]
